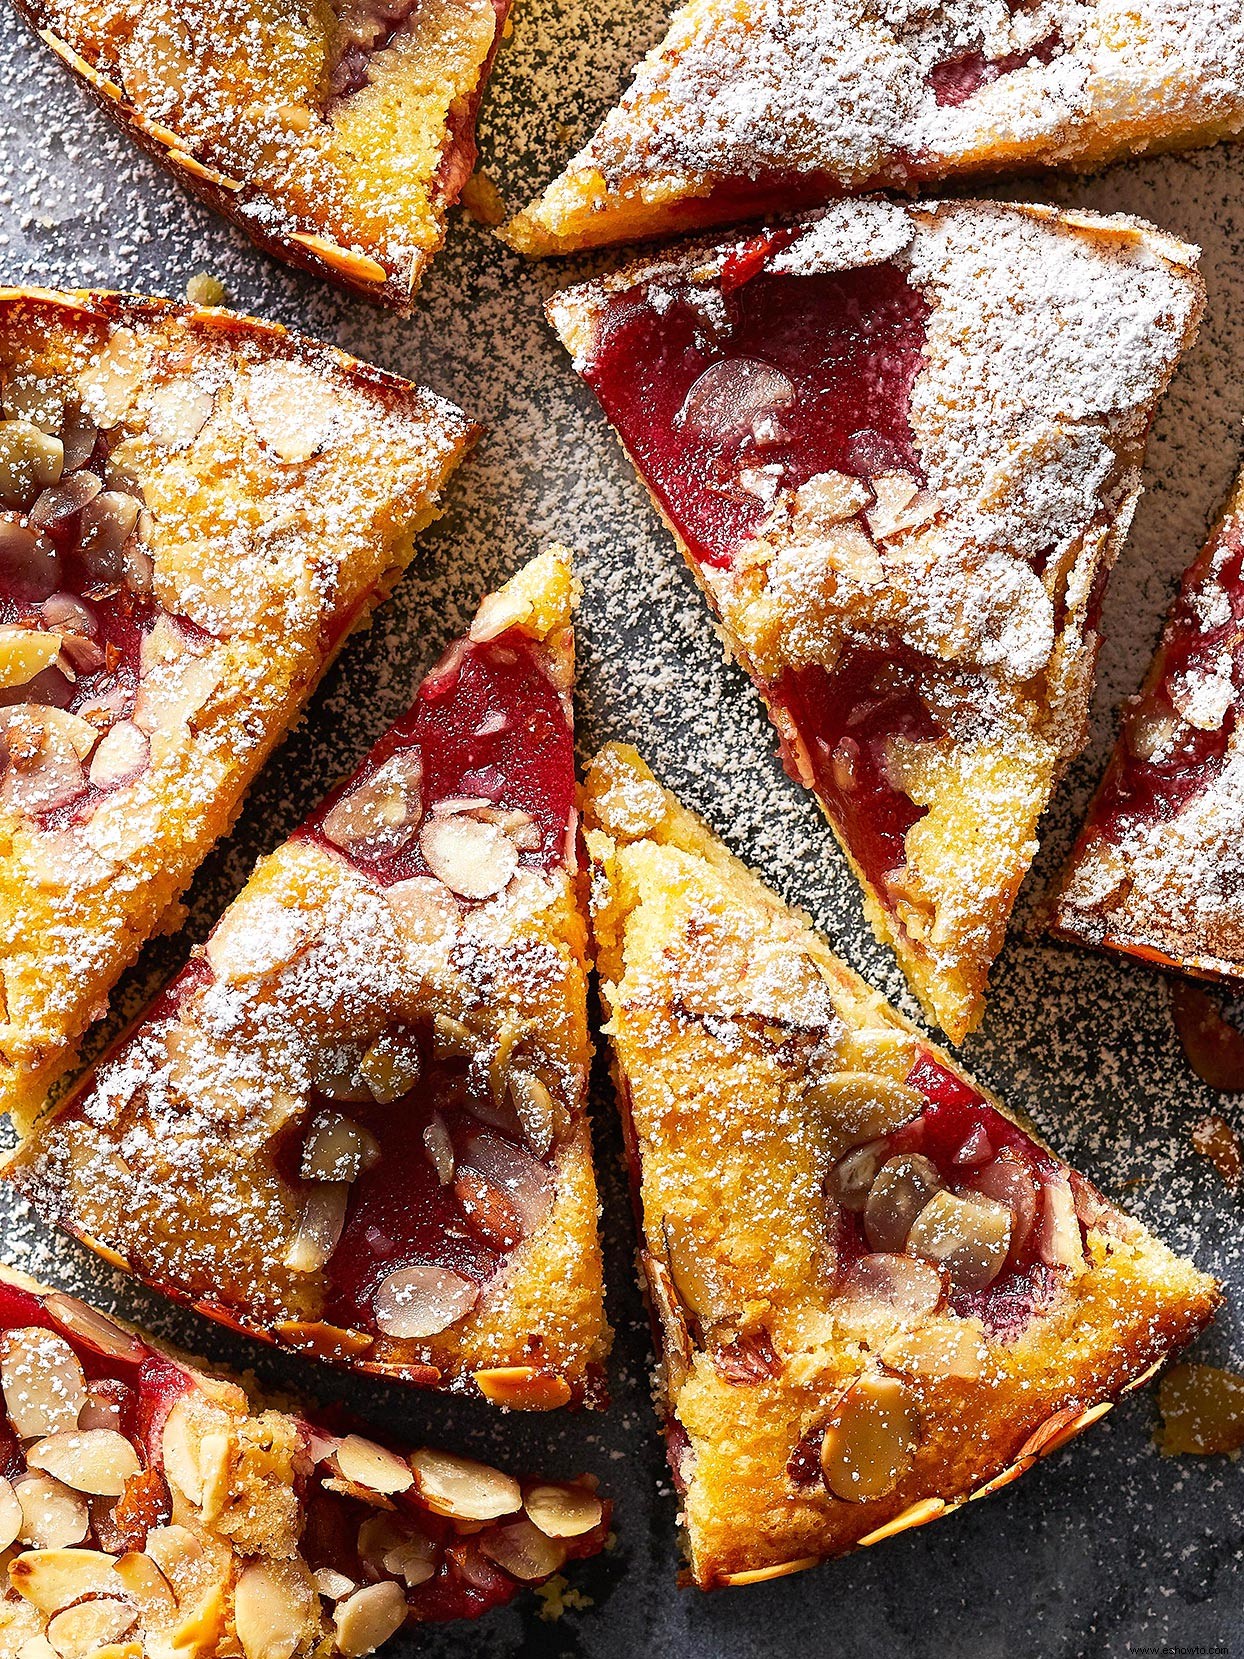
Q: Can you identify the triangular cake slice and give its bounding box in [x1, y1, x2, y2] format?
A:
[7, 549, 610, 1405]
[504, 0, 1244, 256]
[548, 200, 1203, 1040]
[0, 1263, 609, 1656]
[583, 743, 1219, 1585]
[18, 0, 512, 310]
[0, 288, 473, 1129]
[1050, 466, 1244, 976]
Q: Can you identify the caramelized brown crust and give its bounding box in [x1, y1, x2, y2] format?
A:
[583, 743, 1219, 1585]
[1051, 468, 1244, 977]
[7, 553, 610, 1404]
[0, 288, 475, 1131]
[16, 0, 510, 310]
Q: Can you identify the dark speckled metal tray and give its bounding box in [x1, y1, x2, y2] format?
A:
[0, 5, 1240, 1655]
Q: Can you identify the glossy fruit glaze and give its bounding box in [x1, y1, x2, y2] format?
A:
[829, 1052, 1090, 1333]
[1085, 529, 1244, 841]
[581, 239, 930, 570]
[303, 626, 573, 887]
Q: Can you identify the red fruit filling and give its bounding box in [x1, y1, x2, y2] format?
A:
[581, 250, 930, 570]
[582, 244, 939, 914]
[1087, 530, 1244, 844]
[927, 30, 1063, 108]
[776, 649, 941, 905]
[826, 1052, 1097, 1334]
[303, 628, 573, 889]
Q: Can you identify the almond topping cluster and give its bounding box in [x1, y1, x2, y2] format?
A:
[0, 1293, 605, 1657]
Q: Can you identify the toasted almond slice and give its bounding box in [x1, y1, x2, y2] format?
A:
[234, 1559, 317, 1659]
[45, 1596, 136, 1658]
[905, 1190, 1011, 1292]
[332, 1581, 407, 1658]
[78, 328, 143, 429]
[431, 1013, 474, 1059]
[288, 232, 387, 286]
[717, 1555, 820, 1587]
[373, 1265, 478, 1340]
[27, 1429, 142, 1497]
[113, 1550, 176, 1614]
[284, 1182, 349, 1273]
[158, 1397, 202, 1505]
[0, 626, 62, 689]
[88, 721, 149, 790]
[360, 1516, 438, 1589]
[808, 1072, 923, 1162]
[508, 1071, 556, 1157]
[479, 1518, 566, 1581]
[857, 1495, 951, 1546]
[359, 1030, 422, 1104]
[0, 1473, 21, 1551]
[10, 1546, 118, 1610]
[409, 1450, 521, 1521]
[790, 470, 872, 526]
[273, 1321, 374, 1362]
[469, 587, 534, 644]
[422, 1114, 455, 1185]
[145, 382, 215, 448]
[1, 1328, 88, 1439]
[474, 1367, 572, 1412]
[313, 1567, 356, 1601]
[336, 1435, 415, 1498]
[14, 1474, 89, 1550]
[300, 1114, 380, 1183]
[43, 1296, 145, 1366]
[243, 361, 342, 464]
[523, 1482, 603, 1539]
[820, 1373, 920, 1502]
[1036, 1176, 1085, 1273]
[419, 814, 518, 901]
[839, 1252, 945, 1319]
[321, 751, 423, 863]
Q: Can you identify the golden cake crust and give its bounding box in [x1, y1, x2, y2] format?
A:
[18, 0, 509, 310]
[583, 743, 1219, 1585]
[505, 0, 1244, 256]
[0, 290, 474, 1133]
[1051, 467, 1244, 978]
[8, 552, 610, 1405]
[548, 200, 1203, 1042]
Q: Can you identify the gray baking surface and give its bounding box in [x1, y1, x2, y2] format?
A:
[0, 6, 1241, 1657]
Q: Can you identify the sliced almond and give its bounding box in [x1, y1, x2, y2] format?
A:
[113, 1549, 176, 1615]
[523, 1483, 603, 1539]
[1036, 1175, 1085, 1273]
[1, 1327, 88, 1438]
[863, 1154, 943, 1253]
[300, 1114, 380, 1183]
[78, 328, 144, 429]
[43, 1296, 145, 1366]
[356, 1514, 436, 1588]
[313, 1567, 356, 1601]
[27, 1429, 142, 1497]
[335, 1435, 414, 1497]
[905, 1190, 1012, 1292]
[233, 1558, 316, 1659]
[0, 1473, 22, 1551]
[87, 721, 149, 790]
[820, 1373, 920, 1502]
[419, 814, 518, 901]
[10, 1546, 117, 1610]
[321, 751, 423, 863]
[508, 1071, 556, 1157]
[839, 1251, 944, 1318]
[332, 1581, 406, 1658]
[469, 587, 533, 644]
[14, 1475, 90, 1549]
[359, 1029, 422, 1104]
[478, 1518, 566, 1581]
[408, 1450, 521, 1521]
[372, 1265, 478, 1340]
[283, 1182, 349, 1273]
[45, 1596, 136, 1659]
[431, 1013, 474, 1059]
[0, 626, 62, 690]
[144, 382, 214, 448]
[474, 1368, 572, 1411]
[243, 361, 341, 464]
[866, 471, 938, 540]
[422, 1114, 455, 1184]
[790, 470, 872, 526]
[0, 419, 63, 509]
[808, 1072, 923, 1162]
